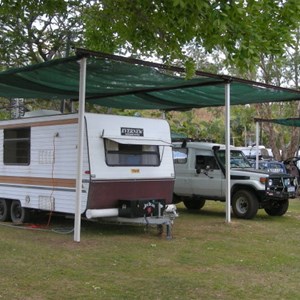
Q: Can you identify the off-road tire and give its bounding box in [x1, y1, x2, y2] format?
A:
[264, 199, 289, 216]
[232, 189, 259, 219]
[172, 194, 183, 204]
[183, 197, 206, 210]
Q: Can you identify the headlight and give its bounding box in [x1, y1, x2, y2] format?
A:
[284, 178, 291, 186]
[268, 179, 273, 186]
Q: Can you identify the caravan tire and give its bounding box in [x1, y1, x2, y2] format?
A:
[10, 201, 31, 224]
[0, 199, 11, 222]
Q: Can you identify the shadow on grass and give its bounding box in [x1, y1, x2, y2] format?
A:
[49, 214, 169, 238]
[4, 199, 293, 240]
[177, 206, 226, 219]
[176, 205, 283, 222]
[1, 213, 165, 239]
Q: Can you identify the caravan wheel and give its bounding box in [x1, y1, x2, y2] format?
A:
[10, 201, 31, 223]
[0, 199, 11, 222]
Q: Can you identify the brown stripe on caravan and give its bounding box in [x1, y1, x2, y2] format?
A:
[0, 176, 76, 188]
[0, 118, 78, 129]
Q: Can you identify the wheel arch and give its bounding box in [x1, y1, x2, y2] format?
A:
[231, 184, 262, 202]
[0, 197, 22, 203]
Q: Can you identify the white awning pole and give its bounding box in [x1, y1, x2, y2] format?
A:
[255, 121, 259, 169]
[74, 57, 87, 242]
[225, 83, 231, 223]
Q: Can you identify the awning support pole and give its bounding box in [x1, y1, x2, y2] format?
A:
[255, 121, 259, 169]
[225, 83, 231, 223]
[74, 57, 87, 242]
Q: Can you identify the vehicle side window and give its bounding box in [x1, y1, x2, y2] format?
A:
[195, 155, 219, 170]
[173, 148, 188, 164]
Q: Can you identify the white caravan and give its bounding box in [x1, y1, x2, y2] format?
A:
[0, 113, 175, 225]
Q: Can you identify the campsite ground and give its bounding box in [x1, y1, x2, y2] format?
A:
[1, 199, 300, 300]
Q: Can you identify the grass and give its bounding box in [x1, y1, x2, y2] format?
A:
[1, 199, 300, 300]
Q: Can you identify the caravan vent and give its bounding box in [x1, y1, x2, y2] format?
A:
[39, 150, 54, 164]
[38, 196, 55, 211]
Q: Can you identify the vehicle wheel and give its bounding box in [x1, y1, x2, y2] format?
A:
[264, 200, 289, 216]
[183, 197, 206, 210]
[172, 194, 182, 204]
[0, 199, 11, 222]
[10, 200, 31, 223]
[232, 190, 258, 219]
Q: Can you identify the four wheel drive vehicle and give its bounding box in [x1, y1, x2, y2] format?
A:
[237, 146, 273, 160]
[284, 157, 300, 180]
[249, 160, 288, 174]
[172, 141, 296, 219]
[284, 157, 300, 194]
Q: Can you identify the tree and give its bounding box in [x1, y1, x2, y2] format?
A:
[0, 0, 90, 68]
[0, 0, 299, 156]
[253, 28, 300, 160]
[84, 0, 300, 71]
[0, 0, 93, 116]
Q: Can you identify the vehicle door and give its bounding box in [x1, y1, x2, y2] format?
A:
[173, 147, 193, 196]
[191, 150, 223, 198]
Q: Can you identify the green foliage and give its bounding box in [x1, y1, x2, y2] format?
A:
[0, 0, 90, 67]
[167, 109, 226, 143]
[83, 0, 300, 71]
[0, 110, 9, 120]
[0, 0, 299, 156]
[255, 101, 300, 159]
[231, 105, 256, 146]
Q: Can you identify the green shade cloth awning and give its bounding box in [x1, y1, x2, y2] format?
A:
[254, 118, 300, 127]
[0, 48, 300, 110]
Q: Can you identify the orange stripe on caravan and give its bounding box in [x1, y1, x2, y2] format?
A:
[0, 118, 78, 129]
[0, 176, 76, 188]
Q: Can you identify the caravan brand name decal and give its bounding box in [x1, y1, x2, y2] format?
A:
[121, 127, 144, 136]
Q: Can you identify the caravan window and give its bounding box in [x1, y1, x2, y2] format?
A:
[3, 127, 31, 165]
[105, 139, 160, 166]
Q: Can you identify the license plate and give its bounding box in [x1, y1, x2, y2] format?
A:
[270, 168, 281, 173]
[288, 186, 295, 192]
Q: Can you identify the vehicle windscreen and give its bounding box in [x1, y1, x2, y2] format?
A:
[216, 150, 252, 169]
[250, 161, 287, 173]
